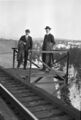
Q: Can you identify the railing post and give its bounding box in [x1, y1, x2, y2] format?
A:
[12, 48, 16, 68]
[66, 51, 69, 84]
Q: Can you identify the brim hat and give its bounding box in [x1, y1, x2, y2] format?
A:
[45, 26, 51, 30]
[25, 29, 30, 33]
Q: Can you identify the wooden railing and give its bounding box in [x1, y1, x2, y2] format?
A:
[12, 48, 69, 85]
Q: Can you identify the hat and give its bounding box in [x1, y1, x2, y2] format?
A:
[25, 29, 30, 33]
[45, 26, 51, 30]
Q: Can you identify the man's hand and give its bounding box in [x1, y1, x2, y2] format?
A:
[23, 42, 26, 45]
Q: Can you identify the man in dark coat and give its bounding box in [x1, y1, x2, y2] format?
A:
[42, 26, 55, 71]
[17, 29, 33, 69]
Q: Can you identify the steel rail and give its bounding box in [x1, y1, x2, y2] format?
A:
[0, 83, 38, 120]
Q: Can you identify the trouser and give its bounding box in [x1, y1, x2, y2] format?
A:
[17, 59, 22, 68]
[17, 50, 24, 68]
[42, 52, 54, 69]
[23, 50, 28, 69]
[42, 53, 46, 69]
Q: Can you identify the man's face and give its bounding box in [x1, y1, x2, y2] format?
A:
[45, 29, 50, 34]
[25, 32, 29, 36]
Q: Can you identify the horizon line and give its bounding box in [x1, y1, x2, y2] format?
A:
[0, 37, 81, 41]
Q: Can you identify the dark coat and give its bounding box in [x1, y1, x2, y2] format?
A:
[42, 34, 55, 51]
[42, 34, 55, 68]
[19, 35, 33, 51]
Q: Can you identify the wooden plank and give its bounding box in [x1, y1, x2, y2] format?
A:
[0, 66, 80, 120]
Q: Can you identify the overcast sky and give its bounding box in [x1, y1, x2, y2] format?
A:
[0, 0, 81, 40]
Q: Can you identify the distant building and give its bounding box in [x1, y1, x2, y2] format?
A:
[68, 42, 81, 48]
[55, 44, 70, 49]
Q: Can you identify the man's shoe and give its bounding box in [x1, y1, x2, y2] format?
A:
[45, 68, 50, 72]
[23, 67, 26, 70]
[40, 68, 45, 71]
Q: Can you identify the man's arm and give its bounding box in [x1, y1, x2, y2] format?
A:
[30, 37, 33, 49]
[20, 36, 26, 45]
[51, 35, 55, 45]
[42, 35, 46, 50]
[17, 36, 22, 48]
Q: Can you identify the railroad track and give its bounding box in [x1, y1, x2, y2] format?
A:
[0, 67, 80, 120]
